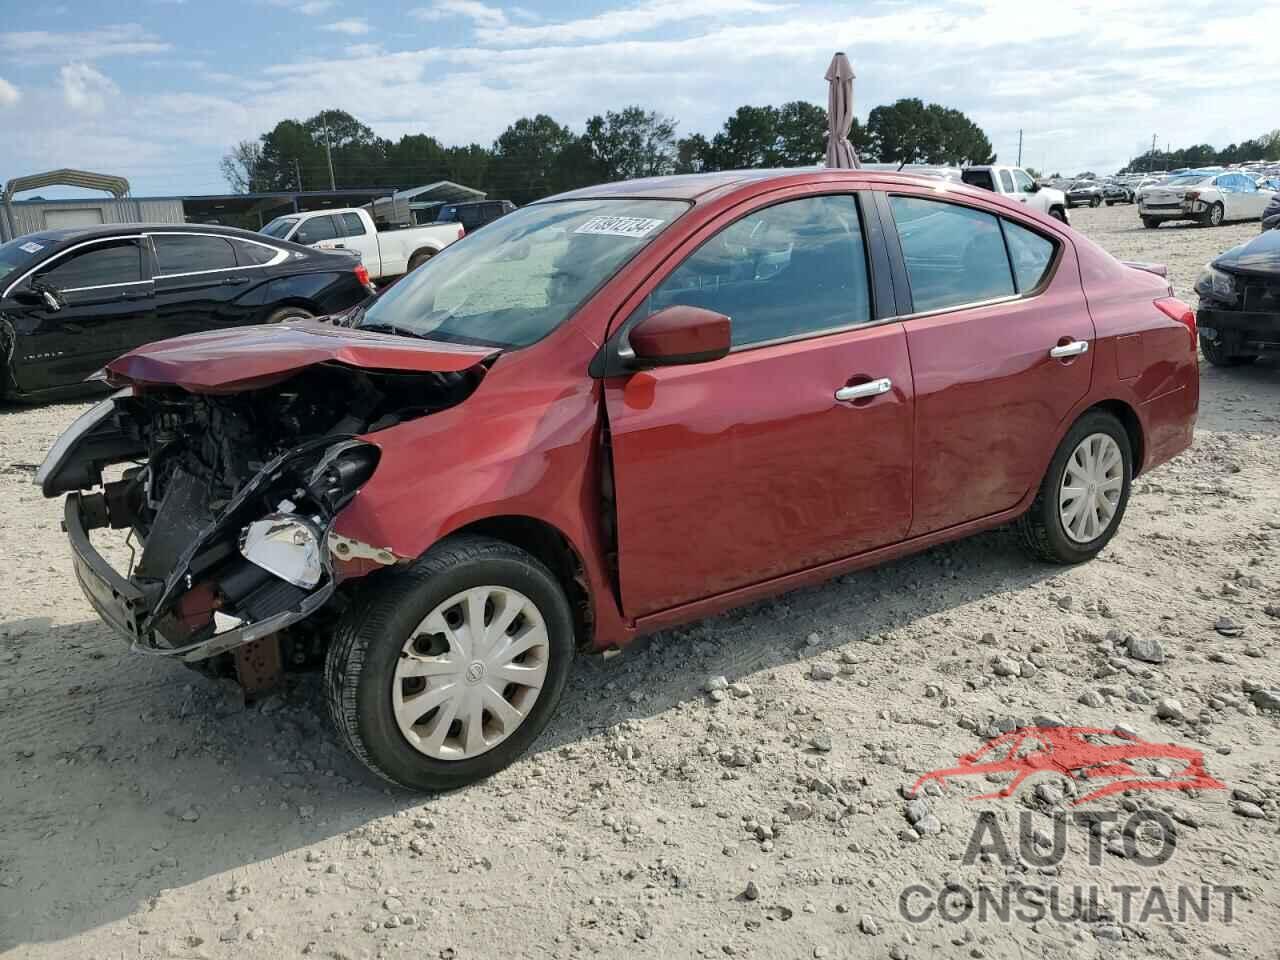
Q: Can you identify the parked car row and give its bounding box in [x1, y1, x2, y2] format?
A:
[1138, 170, 1275, 228]
[36, 167, 1199, 790]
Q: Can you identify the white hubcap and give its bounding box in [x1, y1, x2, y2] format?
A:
[1059, 433, 1124, 544]
[392, 585, 549, 761]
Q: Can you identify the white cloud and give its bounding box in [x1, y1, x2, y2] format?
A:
[60, 62, 119, 114]
[0, 24, 169, 64]
[267, 0, 337, 13]
[322, 18, 372, 35]
[0, 76, 19, 108]
[475, 0, 789, 45]
[412, 0, 510, 28]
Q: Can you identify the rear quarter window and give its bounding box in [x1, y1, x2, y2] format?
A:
[1000, 220, 1057, 293]
[889, 195, 1015, 312]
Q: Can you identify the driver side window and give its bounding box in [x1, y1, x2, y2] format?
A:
[1012, 170, 1035, 193]
[643, 194, 872, 348]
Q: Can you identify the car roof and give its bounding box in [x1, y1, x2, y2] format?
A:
[28, 222, 284, 244]
[542, 168, 1004, 204]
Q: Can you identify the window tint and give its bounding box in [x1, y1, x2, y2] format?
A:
[295, 216, 338, 244]
[341, 213, 367, 236]
[644, 194, 871, 347]
[37, 239, 141, 289]
[1001, 220, 1055, 293]
[1012, 170, 1035, 193]
[889, 196, 1014, 312]
[234, 240, 279, 266]
[999, 170, 1015, 192]
[154, 235, 237, 274]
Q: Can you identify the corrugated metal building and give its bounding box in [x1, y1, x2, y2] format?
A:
[4, 197, 186, 238]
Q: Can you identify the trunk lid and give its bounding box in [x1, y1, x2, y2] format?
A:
[106, 320, 497, 393]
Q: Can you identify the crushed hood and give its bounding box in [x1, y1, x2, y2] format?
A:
[1213, 229, 1280, 279]
[106, 321, 498, 393]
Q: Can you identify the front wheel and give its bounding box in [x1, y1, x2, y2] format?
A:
[1204, 202, 1225, 227]
[1142, 216, 1160, 229]
[1200, 335, 1257, 367]
[1090, 196, 1102, 208]
[324, 535, 575, 791]
[1016, 411, 1132, 564]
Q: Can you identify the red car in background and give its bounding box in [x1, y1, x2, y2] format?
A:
[38, 169, 1199, 790]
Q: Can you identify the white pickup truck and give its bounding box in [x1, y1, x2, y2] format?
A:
[961, 165, 1069, 223]
[261, 207, 463, 281]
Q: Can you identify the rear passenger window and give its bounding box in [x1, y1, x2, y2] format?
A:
[889, 196, 1014, 312]
[999, 170, 1014, 192]
[153, 235, 237, 274]
[1000, 220, 1055, 292]
[644, 194, 871, 347]
[234, 240, 279, 266]
[341, 213, 367, 236]
[295, 216, 338, 244]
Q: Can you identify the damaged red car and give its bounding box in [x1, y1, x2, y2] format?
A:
[38, 170, 1199, 790]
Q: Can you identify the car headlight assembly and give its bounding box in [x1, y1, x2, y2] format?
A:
[240, 514, 324, 588]
[1197, 263, 1235, 299]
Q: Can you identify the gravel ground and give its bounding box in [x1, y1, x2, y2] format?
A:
[2, 203, 1278, 960]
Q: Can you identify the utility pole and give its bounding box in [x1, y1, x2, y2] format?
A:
[1150, 133, 1157, 172]
[321, 112, 336, 191]
[1017, 129, 1023, 167]
[293, 158, 303, 192]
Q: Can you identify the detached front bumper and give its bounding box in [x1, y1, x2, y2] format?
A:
[1197, 307, 1280, 352]
[65, 491, 336, 663]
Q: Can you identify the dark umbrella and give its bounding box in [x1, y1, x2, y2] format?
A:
[824, 52, 859, 169]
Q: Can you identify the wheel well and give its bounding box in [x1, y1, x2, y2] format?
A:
[1089, 400, 1145, 476]
[409, 247, 438, 264]
[452, 516, 594, 650]
[269, 297, 319, 315]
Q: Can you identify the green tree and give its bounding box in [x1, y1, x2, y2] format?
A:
[584, 106, 678, 180]
[488, 114, 581, 205]
[675, 133, 712, 173]
[865, 98, 993, 165]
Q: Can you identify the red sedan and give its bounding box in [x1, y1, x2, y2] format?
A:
[38, 170, 1198, 790]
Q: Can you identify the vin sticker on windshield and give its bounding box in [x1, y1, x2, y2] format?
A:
[574, 216, 664, 238]
[19, 241, 44, 254]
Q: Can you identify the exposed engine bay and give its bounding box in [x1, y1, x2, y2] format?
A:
[43, 362, 484, 661]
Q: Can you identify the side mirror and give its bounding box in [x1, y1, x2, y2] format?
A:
[1028, 181, 1041, 193]
[626, 305, 731, 367]
[13, 286, 61, 311]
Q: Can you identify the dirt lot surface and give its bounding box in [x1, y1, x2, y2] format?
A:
[2, 204, 1278, 959]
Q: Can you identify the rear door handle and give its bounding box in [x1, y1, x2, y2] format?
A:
[1049, 340, 1089, 359]
[835, 377, 892, 401]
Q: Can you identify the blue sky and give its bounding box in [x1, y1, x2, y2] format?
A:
[0, 0, 1274, 197]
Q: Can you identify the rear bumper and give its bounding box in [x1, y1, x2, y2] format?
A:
[65, 492, 335, 662]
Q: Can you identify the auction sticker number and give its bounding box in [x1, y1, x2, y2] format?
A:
[20, 241, 44, 254]
[574, 216, 664, 238]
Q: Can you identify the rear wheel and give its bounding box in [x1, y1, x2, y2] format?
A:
[324, 535, 575, 791]
[1017, 411, 1132, 564]
[1204, 202, 1225, 227]
[1049, 207, 1067, 223]
[265, 305, 314, 324]
[1200, 335, 1257, 367]
[1090, 196, 1102, 208]
[1142, 217, 1160, 229]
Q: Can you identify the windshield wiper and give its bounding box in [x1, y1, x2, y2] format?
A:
[357, 320, 429, 340]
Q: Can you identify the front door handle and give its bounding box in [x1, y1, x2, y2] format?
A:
[835, 377, 892, 401]
[1049, 340, 1089, 359]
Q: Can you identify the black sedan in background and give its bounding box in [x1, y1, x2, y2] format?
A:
[1065, 181, 1104, 208]
[0, 224, 373, 400]
[1103, 182, 1135, 205]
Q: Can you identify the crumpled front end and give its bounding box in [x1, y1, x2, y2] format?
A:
[39, 359, 484, 661]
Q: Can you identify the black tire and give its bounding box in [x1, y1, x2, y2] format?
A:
[324, 534, 575, 791]
[1200, 335, 1257, 367]
[407, 249, 435, 272]
[1142, 217, 1160, 229]
[1090, 196, 1102, 208]
[1204, 202, 1225, 227]
[1105, 200, 1115, 206]
[1016, 410, 1132, 565]
[265, 305, 314, 324]
[1049, 207, 1067, 223]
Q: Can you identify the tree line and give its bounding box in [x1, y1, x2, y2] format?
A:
[1118, 130, 1280, 174]
[221, 98, 996, 207]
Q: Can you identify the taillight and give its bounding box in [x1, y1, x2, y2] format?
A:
[354, 263, 371, 287]
[457, 224, 466, 240]
[1185, 191, 1200, 201]
[1154, 296, 1197, 349]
